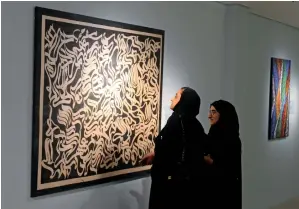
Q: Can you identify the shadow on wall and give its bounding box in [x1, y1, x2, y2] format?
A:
[270, 196, 299, 209]
[79, 178, 151, 209]
[119, 179, 151, 209]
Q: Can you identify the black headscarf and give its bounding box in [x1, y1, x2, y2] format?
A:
[150, 88, 206, 209]
[206, 100, 242, 209]
[152, 87, 204, 178]
[209, 100, 239, 137]
[173, 87, 201, 118]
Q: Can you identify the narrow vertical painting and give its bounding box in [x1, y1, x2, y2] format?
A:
[268, 57, 291, 140]
[31, 7, 164, 197]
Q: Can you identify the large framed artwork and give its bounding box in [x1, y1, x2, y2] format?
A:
[268, 57, 291, 140]
[31, 7, 164, 197]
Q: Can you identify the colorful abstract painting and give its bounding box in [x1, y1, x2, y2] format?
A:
[268, 57, 291, 140]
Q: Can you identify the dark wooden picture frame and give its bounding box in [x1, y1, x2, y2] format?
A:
[31, 7, 164, 197]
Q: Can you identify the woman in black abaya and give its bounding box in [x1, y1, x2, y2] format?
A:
[204, 100, 242, 209]
[142, 87, 206, 209]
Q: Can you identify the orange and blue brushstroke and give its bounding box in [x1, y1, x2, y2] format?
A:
[269, 58, 291, 140]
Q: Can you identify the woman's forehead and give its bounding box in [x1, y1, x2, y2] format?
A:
[210, 105, 216, 110]
[177, 88, 184, 94]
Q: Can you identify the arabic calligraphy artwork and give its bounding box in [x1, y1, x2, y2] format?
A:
[31, 7, 164, 197]
[268, 57, 291, 140]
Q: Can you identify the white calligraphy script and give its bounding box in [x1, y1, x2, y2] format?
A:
[41, 24, 161, 180]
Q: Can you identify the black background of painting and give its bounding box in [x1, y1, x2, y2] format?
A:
[31, 6, 164, 197]
[41, 19, 161, 184]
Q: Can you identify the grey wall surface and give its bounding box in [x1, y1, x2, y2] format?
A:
[2, 2, 299, 209]
[1, 2, 226, 209]
[221, 5, 299, 209]
[242, 14, 299, 209]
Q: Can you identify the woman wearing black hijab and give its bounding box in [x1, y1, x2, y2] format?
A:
[142, 87, 206, 209]
[204, 100, 242, 209]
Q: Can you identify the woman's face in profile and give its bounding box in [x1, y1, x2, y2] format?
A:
[208, 105, 220, 125]
[170, 88, 183, 110]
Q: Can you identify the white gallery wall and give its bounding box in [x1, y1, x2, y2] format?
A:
[2, 2, 299, 209]
[1, 2, 225, 209]
[243, 12, 299, 209]
[221, 5, 299, 209]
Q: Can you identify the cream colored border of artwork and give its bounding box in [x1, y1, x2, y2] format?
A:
[37, 15, 163, 190]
